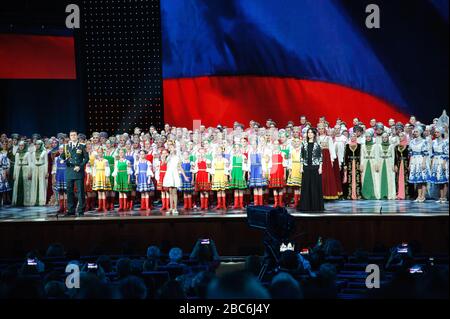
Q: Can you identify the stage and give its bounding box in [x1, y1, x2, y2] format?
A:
[0, 200, 448, 258]
[0, 199, 448, 222]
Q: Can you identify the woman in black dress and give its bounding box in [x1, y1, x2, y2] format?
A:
[298, 128, 325, 211]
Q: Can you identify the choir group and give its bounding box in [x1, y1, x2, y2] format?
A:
[0, 112, 448, 215]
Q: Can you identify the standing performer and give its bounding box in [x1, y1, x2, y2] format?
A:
[84, 143, 96, 211]
[163, 145, 186, 215]
[52, 145, 67, 213]
[286, 138, 302, 207]
[155, 149, 170, 212]
[135, 150, 154, 212]
[30, 140, 48, 206]
[317, 124, 340, 200]
[361, 131, 380, 200]
[408, 127, 430, 203]
[378, 133, 396, 200]
[248, 142, 267, 206]
[194, 148, 212, 211]
[268, 140, 286, 207]
[394, 132, 411, 200]
[112, 148, 132, 212]
[0, 144, 10, 207]
[342, 134, 362, 200]
[179, 151, 194, 211]
[429, 127, 448, 203]
[12, 142, 32, 206]
[46, 138, 59, 205]
[92, 147, 111, 212]
[228, 144, 248, 210]
[298, 128, 324, 211]
[125, 141, 137, 211]
[211, 148, 229, 211]
[104, 140, 116, 210]
[60, 130, 89, 216]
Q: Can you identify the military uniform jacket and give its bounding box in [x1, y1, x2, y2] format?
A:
[60, 142, 89, 180]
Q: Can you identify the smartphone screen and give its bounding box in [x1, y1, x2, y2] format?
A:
[409, 266, 423, 274]
[27, 258, 37, 266]
[300, 248, 309, 255]
[200, 239, 210, 245]
[87, 263, 98, 269]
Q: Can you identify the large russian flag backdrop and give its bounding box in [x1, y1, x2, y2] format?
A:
[161, 0, 448, 128]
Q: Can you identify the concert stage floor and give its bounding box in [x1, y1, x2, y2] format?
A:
[0, 200, 448, 222]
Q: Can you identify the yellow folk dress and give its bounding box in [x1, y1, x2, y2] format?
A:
[287, 148, 302, 187]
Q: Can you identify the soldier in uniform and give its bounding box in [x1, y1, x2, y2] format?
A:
[60, 130, 89, 216]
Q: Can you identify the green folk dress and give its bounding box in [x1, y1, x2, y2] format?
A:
[114, 159, 131, 192]
[228, 155, 247, 189]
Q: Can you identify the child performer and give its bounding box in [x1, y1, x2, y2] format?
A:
[179, 151, 194, 211]
[248, 142, 267, 206]
[135, 150, 155, 212]
[155, 149, 170, 212]
[52, 145, 67, 213]
[194, 148, 212, 211]
[228, 144, 248, 210]
[287, 138, 302, 207]
[211, 148, 229, 211]
[163, 145, 187, 215]
[84, 143, 96, 211]
[268, 140, 286, 207]
[112, 148, 132, 212]
[125, 140, 137, 210]
[92, 147, 112, 212]
[104, 140, 116, 210]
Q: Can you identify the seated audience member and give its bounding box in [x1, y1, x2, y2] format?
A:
[166, 247, 186, 267]
[45, 280, 67, 299]
[146, 245, 161, 260]
[97, 255, 113, 273]
[118, 275, 147, 299]
[303, 263, 339, 299]
[7, 275, 45, 299]
[143, 259, 158, 272]
[157, 279, 187, 299]
[130, 259, 143, 276]
[207, 271, 270, 299]
[116, 258, 132, 280]
[415, 265, 449, 299]
[189, 239, 221, 268]
[269, 272, 303, 299]
[72, 272, 112, 299]
[385, 244, 414, 272]
[190, 271, 216, 299]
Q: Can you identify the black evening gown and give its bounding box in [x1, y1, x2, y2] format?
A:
[298, 142, 325, 212]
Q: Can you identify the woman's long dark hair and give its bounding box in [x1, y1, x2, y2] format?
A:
[306, 128, 318, 142]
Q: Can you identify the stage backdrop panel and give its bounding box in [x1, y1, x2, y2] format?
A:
[161, 0, 448, 128]
[0, 34, 76, 79]
[0, 31, 83, 136]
